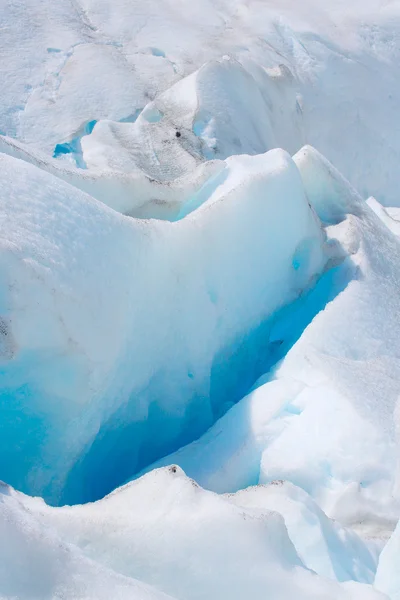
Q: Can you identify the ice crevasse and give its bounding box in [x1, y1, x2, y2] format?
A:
[135, 146, 400, 541]
[0, 146, 326, 506]
[1, 128, 400, 600]
[2, 0, 400, 596]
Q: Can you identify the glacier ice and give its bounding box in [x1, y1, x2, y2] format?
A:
[0, 147, 326, 505]
[4, 0, 400, 204]
[138, 148, 400, 538]
[1, 134, 399, 600]
[80, 58, 302, 177]
[228, 481, 378, 583]
[0, 133, 226, 219]
[376, 520, 400, 599]
[2, 0, 400, 597]
[0, 468, 389, 600]
[1, 138, 398, 596]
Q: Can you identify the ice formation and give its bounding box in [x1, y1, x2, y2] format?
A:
[0, 468, 389, 600]
[144, 147, 400, 537]
[0, 147, 327, 505]
[2, 0, 400, 598]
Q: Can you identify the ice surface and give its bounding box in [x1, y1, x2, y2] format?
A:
[2, 0, 400, 597]
[81, 58, 302, 178]
[140, 149, 400, 539]
[228, 481, 378, 583]
[0, 480, 175, 600]
[0, 133, 226, 219]
[0, 468, 389, 600]
[3, 0, 400, 204]
[0, 148, 325, 505]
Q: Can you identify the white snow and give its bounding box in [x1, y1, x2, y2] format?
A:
[0, 468, 389, 600]
[3, 0, 400, 204]
[0, 480, 174, 600]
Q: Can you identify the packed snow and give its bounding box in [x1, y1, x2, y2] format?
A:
[1, 0, 400, 598]
[0, 468, 389, 600]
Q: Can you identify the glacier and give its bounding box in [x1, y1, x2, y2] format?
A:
[0, 468, 389, 600]
[1, 0, 400, 598]
[0, 147, 327, 505]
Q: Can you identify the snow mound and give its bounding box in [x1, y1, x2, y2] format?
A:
[1, 468, 388, 600]
[0, 481, 174, 600]
[0, 147, 325, 505]
[81, 58, 302, 178]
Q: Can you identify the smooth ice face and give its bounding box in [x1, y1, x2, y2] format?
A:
[0, 148, 326, 505]
[3, 0, 400, 596]
[228, 481, 378, 583]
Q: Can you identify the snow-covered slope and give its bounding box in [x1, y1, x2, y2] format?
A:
[228, 481, 379, 584]
[0, 479, 175, 600]
[376, 520, 400, 599]
[0, 468, 389, 600]
[3, 0, 400, 204]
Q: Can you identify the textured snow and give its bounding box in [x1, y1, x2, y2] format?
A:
[3, 0, 400, 204]
[80, 58, 302, 178]
[228, 481, 379, 583]
[0, 480, 174, 600]
[0, 468, 388, 600]
[0, 133, 226, 218]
